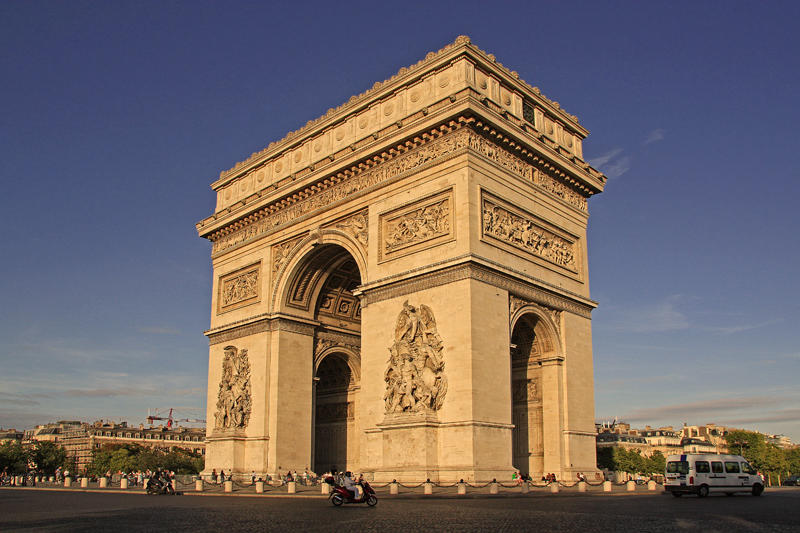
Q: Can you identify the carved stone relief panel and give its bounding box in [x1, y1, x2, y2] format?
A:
[379, 189, 454, 262]
[218, 262, 261, 313]
[325, 210, 368, 251]
[384, 302, 447, 414]
[214, 345, 252, 431]
[271, 235, 305, 290]
[512, 379, 539, 403]
[316, 401, 355, 422]
[482, 191, 580, 275]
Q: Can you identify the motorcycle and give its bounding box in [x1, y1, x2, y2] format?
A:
[146, 474, 176, 495]
[324, 476, 378, 507]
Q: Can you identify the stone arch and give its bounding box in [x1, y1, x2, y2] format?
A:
[509, 303, 562, 478]
[509, 304, 562, 360]
[271, 228, 367, 313]
[314, 344, 361, 385]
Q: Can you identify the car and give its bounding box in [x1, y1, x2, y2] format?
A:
[783, 475, 800, 486]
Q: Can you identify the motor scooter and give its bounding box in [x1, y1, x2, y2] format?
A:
[324, 476, 377, 506]
[146, 474, 176, 495]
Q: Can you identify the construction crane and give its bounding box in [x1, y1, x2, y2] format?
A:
[146, 408, 205, 429]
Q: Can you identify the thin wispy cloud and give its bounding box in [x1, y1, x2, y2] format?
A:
[63, 387, 156, 398]
[643, 128, 665, 145]
[700, 319, 781, 335]
[622, 396, 781, 422]
[588, 148, 623, 168]
[614, 294, 689, 333]
[589, 148, 631, 179]
[138, 326, 181, 335]
[0, 392, 40, 407]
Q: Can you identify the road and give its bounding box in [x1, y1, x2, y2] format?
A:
[1, 487, 798, 532]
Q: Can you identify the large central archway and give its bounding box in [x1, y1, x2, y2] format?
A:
[282, 242, 363, 474]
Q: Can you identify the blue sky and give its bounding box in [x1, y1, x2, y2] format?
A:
[1, 1, 798, 441]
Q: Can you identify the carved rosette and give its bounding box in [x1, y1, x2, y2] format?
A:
[383, 301, 447, 414]
[214, 345, 252, 431]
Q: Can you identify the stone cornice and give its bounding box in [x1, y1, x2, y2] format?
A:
[198, 113, 603, 255]
[212, 36, 588, 190]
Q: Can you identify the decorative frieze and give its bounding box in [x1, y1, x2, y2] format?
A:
[534, 170, 587, 211]
[381, 189, 453, 260]
[214, 345, 252, 431]
[210, 125, 588, 256]
[384, 302, 448, 414]
[467, 131, 532, 181]
[482, 193, 578, 272]
[218, 262, 261, 313]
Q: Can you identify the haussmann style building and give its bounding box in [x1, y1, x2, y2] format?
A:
[196, 36, 607, 483]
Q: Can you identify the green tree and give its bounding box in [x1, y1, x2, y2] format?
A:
[785, 447, 800, 476]
[646, 450, 666, 474]
[29, 441, 68, 475]
[725, 430, 767, 470]
[0, 441, 30, 474]
[88, 443, 204, 476]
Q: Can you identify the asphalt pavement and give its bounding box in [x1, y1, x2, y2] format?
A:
[1, 487, 798, 532]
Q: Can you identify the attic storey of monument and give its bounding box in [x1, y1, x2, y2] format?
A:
[197, 36, 606, 483]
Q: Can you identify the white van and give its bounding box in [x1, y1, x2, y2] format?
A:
[665, 453, 764, 497]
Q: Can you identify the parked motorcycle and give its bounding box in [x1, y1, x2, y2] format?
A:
[324, 476, 377, 506]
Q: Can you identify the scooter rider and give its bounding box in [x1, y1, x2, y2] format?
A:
[343, 471, 361, 500]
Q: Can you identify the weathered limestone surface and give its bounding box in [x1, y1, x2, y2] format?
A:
[197, 36, 606, 482]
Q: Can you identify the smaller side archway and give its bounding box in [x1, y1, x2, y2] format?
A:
[509, 304, 562, 478]
[312, 348, 361, 475]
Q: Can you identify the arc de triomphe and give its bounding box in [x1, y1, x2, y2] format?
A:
[196, 36, 606, 482]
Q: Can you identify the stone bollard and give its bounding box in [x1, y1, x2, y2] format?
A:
[550, 483, 559, 494]
[80, 477, 89, 488]
[457, 481, 466, 495]
[489, 480, 499, 494]
[120, 477, 128, 489]
[578, 481, 587, 492]
[196, 479, 204, 492]
[389, 481, 399, 495]
[626, 481, 636, 492]
[521, 481, 529, 494]
[36, 476, 42, 484]
[647, 480, 657, 491]
[64, 476, 72, 488]
[320, 482, 329, 495]
[602, 481, 612, 492]
[423, 481, 433, 495]
[99, 477, 108, 488]
[224, 480, 233, 493]
[287, 481, 296, 494]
